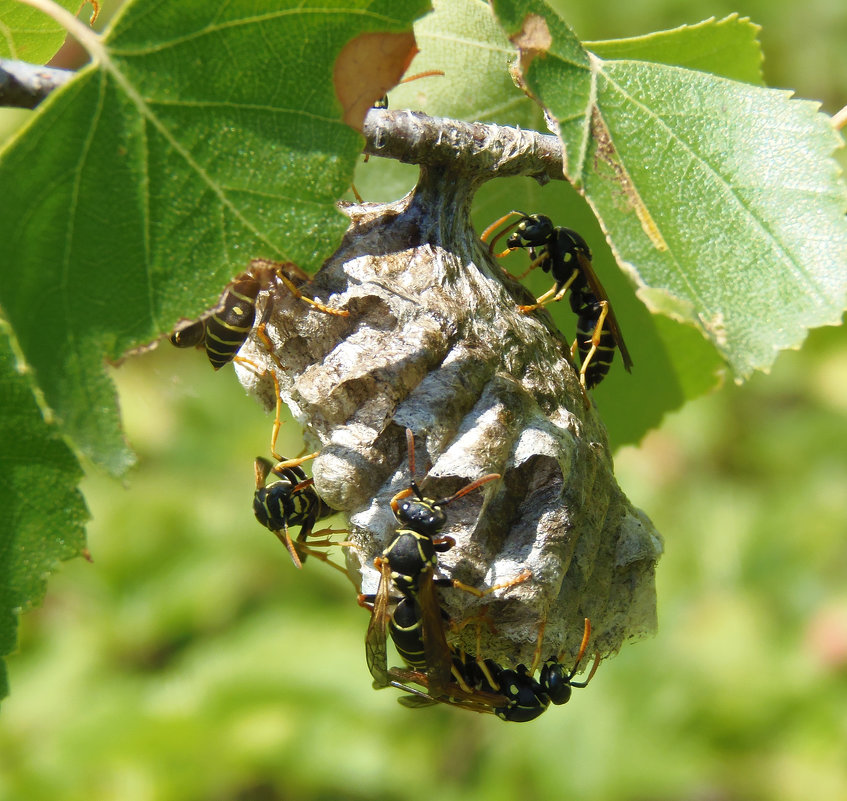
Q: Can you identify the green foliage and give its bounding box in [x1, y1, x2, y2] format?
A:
[0, 0, 428, 702]
[492, 0, 847, 380]
[0, 322, 88, 700]
[2, 328, 846, 801]
[381, 0, 847, 445]
[586, 14, 765, 84]
[0, 0, 81, 62]
[1, 0, 846, 745]
[0, 0, 427, 476]
[388, 0, 538, 126]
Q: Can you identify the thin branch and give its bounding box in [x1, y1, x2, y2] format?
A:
[0, 58, 565, 188]
[0, 59, 73, 109]
[362, 107, 565, 186]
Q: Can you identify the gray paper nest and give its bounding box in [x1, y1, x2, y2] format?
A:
[236, 174, 662, 672]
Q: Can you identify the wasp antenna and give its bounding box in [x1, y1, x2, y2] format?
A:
[390, 486, 415, 514]
[405, 428, 417, 481]
[276, 523, 304, 570]
[480, 210, 528, 243]
[570, 653, 601, 689]
[436, 473, 501, 507]
[399, 69, 445, 84]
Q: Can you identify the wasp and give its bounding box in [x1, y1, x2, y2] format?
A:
[169, 258, 348, 370]
[390, 618, 600, 722]
[481, 211, 633, 390]
[363, 429, 530, 702]
[389, 651, 549, 721]
[488, 617, 600, 721]
[253, 453, 351, 575]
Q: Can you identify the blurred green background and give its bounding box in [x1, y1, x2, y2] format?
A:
[2, 1, 847, 800]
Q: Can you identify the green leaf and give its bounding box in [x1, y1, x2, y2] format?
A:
[586, 14, 764, 86]
[0, 321, 88, 703]
[355, 0, 547, 205]
[473, 177, 724, 449]
[0, 0, 429, 474]
[0, 0, 83, 63]
[492, 0, 847, 386]
[388, 0, 537, 126]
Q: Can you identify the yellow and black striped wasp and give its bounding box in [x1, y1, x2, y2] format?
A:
[481, 212, 633, 390]
[252, 453, 350, 575]
[169, 258, 348, 370]
[391, 617, 601, 722]
[362, 429, 529, 707]
[496, 617, 600, 722]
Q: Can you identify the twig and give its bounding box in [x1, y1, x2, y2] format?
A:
[362, 107, 564, 185]
[0, 58, 565, 187]
[0, 59, 73, 109]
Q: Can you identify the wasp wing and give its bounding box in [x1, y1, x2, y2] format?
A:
[365, 558, 393, 688]
[389, 671, 501, 715]
[416, 567, 455, 699]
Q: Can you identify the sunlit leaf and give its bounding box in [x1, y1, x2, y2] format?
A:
[0, 0, 429, 473]
[0, 0, 81, 63]
[587, 14, 764, 85]
[389, 0, 536, 126]
[492, 0, 847, 387]
[0, 321, 88, 703]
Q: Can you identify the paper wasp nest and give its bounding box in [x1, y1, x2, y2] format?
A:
[236, 166, 662, 670]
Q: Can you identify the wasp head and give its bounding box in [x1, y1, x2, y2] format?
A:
[394, 495, 448, 536]
[507, 214, 554, 249]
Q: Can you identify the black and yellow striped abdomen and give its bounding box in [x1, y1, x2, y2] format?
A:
[204, 274, 262, 370]
[388, 597, 427, 671]
[253, 462, 322, 533]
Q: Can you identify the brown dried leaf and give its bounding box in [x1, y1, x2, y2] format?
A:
[334, 31, 418, 130]
[510, 13, 551, 75]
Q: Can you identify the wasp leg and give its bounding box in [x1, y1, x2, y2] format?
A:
[575, 300, 610, 391]
[296, 528, 353, 551]
[450, 568, 532, 598]
[561, 618, 601, 688]
[527, 619, 549, 675]
[518, 267, 579, 313]
[451, 605, 497, 637]
[275, 268, 349, 317]
[294, 531, 357, 587]
[468, 621, 503, 693]
[238, 349, 319, 466]
[507, 249, 550, 281]
[233, 350, 294, 463]
[269, 450, 321, 472]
